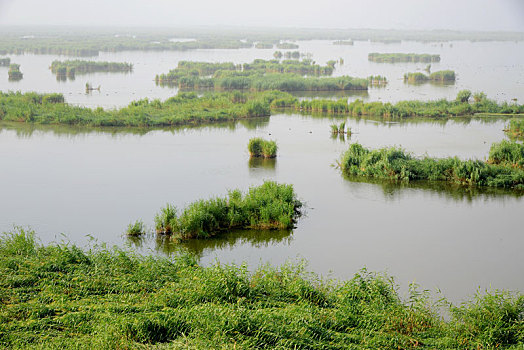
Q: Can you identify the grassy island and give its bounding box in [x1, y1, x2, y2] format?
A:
[154, 181, 301, 240]
[340, 141, 524, 190]
[404, 70, 456, 83]
[50, 60, 133, 79]
[0, 229, 522, 349]
[248, 138, 278, 158]
[7, 64, 23, 80]
[0, 57, 10, 66]
[368, 53, 441, 63]
[155, 59, 367, 92]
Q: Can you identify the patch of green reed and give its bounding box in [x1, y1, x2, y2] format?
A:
[0, 228, 522, 349]
[505, 118, 524, 139]
[340, 142, 524, 190]
[488, 140, 524, 168]
[126, 220, 145, 236]
[154, 181, 301, 240]
[7, 63, 23, 80]
[330, 121, 347, 135]
[248, 137, 277, 158]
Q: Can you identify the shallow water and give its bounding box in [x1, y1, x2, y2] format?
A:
[0, 40, 523, 108]
[0, 115, 522, 303]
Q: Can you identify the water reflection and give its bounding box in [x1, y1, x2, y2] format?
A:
[126, 229, 294, 258]
[343, 175, 524, 202]
[248, 157, 277, 171]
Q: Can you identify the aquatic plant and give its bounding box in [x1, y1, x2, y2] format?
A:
[126, 220, 145, 236]
[7, 63, 23, 80]
[276, 42, 299, 49]
[404, 70, 455, 83]
[368, 52, 441, 63]
[340, 142, 524, 190]
[248, 138, 277, 158]
[154, 181, 301, 240]
[367, 75, 388, 85]
[488, 140, 524, 168]
[0, 57, 10, 66]
[0, 228, 523, 349]
[333, 40, 353, 45]
[330, 121, 347, 135]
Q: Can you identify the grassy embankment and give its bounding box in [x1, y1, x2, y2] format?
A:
[50, 60, 133, 79]
[248, 138, 278, 158]
[0, 229, 522, 349]
[404, 70, 456, 83]
[271, 90, 524, 118]
[368, 53, 441, 63]
[0, 91, 277, 127]
[339, 140, 524, 190]
[153, 181, 300, 241]
[155, 59, 367, 91]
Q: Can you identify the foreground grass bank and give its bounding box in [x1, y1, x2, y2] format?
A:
[340, 141, 524, 190]
[0, 229, 522, 349]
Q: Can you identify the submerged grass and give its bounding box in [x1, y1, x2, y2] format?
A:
[155, 181, 301, 240]
[340, 142, 524, 190]
[0, 228, 522, 349]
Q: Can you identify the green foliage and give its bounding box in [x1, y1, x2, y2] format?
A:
[340, 142, 524, 190]
[367, 75, 388, 85]
[154, 181, 300, 240]
[488, 140, 524, 168]
[369, 52, 441, 63]
[456, 90, 472, 103]
[50, 60, 132, 79]
[248, 138, 277, 158]
[0, 229, 522, 349]
[0, 57, 10, 66]
[276, 42, 299, 49]
[331, 121, 347, 135]
[126, 220, 145, 236]
[273, 50, 283, 59]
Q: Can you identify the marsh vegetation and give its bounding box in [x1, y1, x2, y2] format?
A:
[50, 60, 133, 79]
[404, 70, 456, 83]
[248, 138, 278, 158]
[368, 53, 441, 63]
[7, 64, 23, 80]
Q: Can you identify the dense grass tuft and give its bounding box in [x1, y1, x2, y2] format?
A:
[248, 138, 278, 158]
[126, 220, 145, 236]
[155, 181, 301, 240]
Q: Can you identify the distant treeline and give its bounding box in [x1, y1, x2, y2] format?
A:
[404, 70, 456, 83]
[340, 141, 524, 190]
[50, 60, 133, 78]
[368, 53, 441, 63]
[155, 59, 368, 92]
[0, 91, 277, 127]
[0, 57, 10, 66]
[270, 90, 524, 118]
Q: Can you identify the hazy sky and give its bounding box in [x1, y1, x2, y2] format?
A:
[0, 0, 523, 31]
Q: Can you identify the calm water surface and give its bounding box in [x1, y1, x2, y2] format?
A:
[0, 115, 522, 303]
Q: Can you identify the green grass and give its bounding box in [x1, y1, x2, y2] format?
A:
[0, 228, 522, 349]
[248, 138, 278, 158]
[155, 181, 300, 240]
[488, 140, 524, 168]
[340, 142, 524, 190]
[126, 220, 146, 236]
[50, 60, 133, 79]
[404, 70, 456, 83]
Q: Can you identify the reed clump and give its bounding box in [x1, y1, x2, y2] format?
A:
[248, 138, 278, 158]
[368, 52, 441, 63]
[330, 121, 350, 135]
[0, 57, 10, 66]
[488, 140, 524, 168]
[276, 42, 299, 49]
[340, 142, 524, 190]
[154, 181, 301, 240]
[1, 228, 523, 349]
[7, 63, 23, 80]
[367, 75, 388, 86]
[126, 220, 145, 236]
